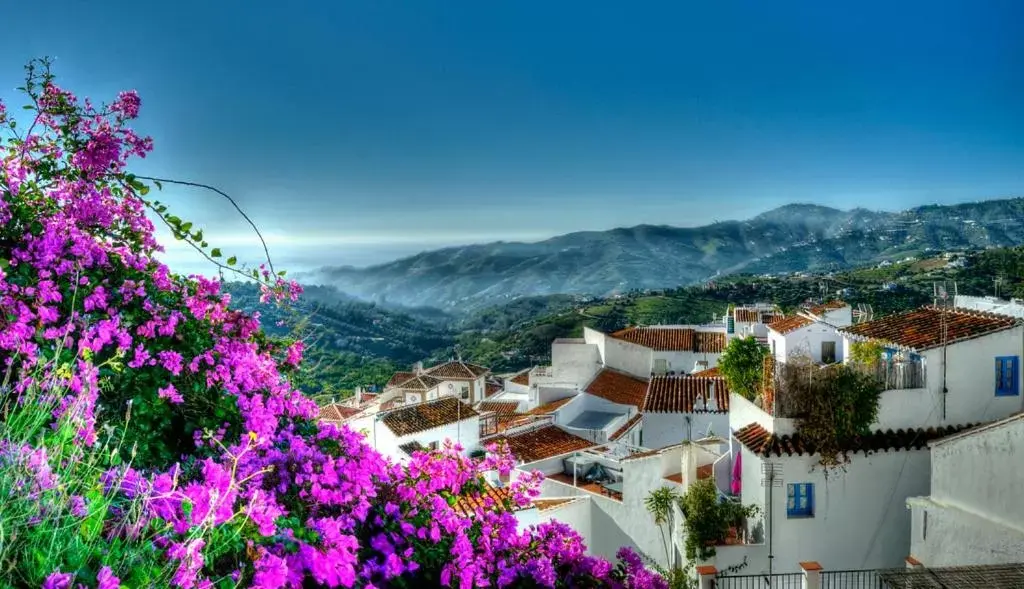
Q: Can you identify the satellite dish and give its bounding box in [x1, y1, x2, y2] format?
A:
[448, 384, 455, 390]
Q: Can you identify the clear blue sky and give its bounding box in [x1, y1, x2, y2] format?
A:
[3, 0, 1024, 272]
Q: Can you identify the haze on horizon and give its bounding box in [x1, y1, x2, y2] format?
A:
[3, 0, 1023, 276]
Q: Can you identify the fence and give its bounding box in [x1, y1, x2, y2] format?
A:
[766, 358, 926, 417]
[820, 570, 885, 589]
[712, 573, 804, 589]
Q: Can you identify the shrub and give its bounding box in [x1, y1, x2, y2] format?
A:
[718, 336, 768, 401]
[0, 59, 666, 588]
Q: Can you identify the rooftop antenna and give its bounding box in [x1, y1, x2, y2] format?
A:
[761, 461, 783, 578]
[994, 277, 1004, 299]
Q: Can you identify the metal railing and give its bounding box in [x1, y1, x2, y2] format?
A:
[766, 358, 926, 417]
[821, 570, 886, 589]
[713, 573, 803, 589]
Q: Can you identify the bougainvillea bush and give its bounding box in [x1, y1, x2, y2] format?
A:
[0, 59, 667, 588]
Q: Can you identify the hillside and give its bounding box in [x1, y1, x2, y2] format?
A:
[455, 247, 1022, 372]
[308, 198, 1024, 310]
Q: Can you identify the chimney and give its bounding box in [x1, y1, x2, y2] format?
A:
[413, 361, 424, 375]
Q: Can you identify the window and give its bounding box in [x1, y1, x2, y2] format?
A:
[461, 385, 471, 400]
[427, 441, 439, 451]
[786, 483, 814, 518]
[922, 510, 928, 540]
[821, 341, 836, 364]
[479, 414, 498, 437]
[995, 356, 1020, 397]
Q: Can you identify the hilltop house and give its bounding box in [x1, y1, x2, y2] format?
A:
[382, 360, 492, 406]
[766, 314, 845, 365]
[640, 374, 730, 449]
[838, 306, 1024, 430]
[364, 397, 481, 461]
[728, 303, 784, 345]
[582, 325, 728, 379]
[907, 412, 1024, 567]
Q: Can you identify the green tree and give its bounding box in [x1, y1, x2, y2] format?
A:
[718, 336, 768, 400]
[644, 486, 682, 568]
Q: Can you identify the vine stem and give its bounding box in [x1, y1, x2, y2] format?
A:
[134, 175, 276, 277]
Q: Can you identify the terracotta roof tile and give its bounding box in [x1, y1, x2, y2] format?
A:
[609, 414, 643, 441]
[390, 374, 445, 391]
[609, 327, 727, 353]
[526, 397, 575, 415]
[586, 369, 649, 408]
[734, 422, 979, 457]
[381, 397, 479, 437]
[478, 401, 522, 420]
[485, 380, 503, 398]
[534, 498, 579, 512]
[734, 309, 759, 323]
[768, 315, 814, 335]
[510, 369, 531, 386]
[664, 472, 684, 484]
[318, 403, 362, 422]
[493, 425, 594, 463]
[692, 366, 721, 377]
[427, 361, 491, 380]
[808, 300, 848, 315]
[360, 392, 378, 403]
[452, 483, 518, 517]
[643, 376, 729, 413]
[386, 372, 416, 388]
[840, 306, 1021, 352]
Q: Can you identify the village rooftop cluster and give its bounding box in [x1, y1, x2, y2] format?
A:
[319, 293, 1024, 587]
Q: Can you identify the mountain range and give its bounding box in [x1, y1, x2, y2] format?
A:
[305, 198, 1024, 310]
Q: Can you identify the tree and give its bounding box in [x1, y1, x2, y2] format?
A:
[644, 486, 682, 568]
[718, 336, 769, 400]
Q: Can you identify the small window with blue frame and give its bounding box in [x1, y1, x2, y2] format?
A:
[995, 356, 1020, 397]
[787, 482, 814, 518]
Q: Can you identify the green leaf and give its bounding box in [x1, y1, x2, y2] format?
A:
[211, 248, 222, 258]
[226, 256, 237, 266]
[153, 179, 163, 190]
[180, 222, 193, 233]
[138, 184, 150, 196]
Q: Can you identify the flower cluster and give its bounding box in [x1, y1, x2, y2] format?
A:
[0, 60, 667, 588]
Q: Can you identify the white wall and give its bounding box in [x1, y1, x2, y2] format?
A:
[642, 412, 729, 449]
[908, 416, 1024, 566]
[778, 323, 845, 364]
[858, 326, 1024, 431]
[729, 393, 798, 436]
[821, 306, 853, 328]
[552, 339, 602, 387]
[738, 446, 932, 574]
[374, 416, 482, 462]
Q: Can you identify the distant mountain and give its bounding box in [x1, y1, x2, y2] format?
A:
[307, 198, 1024, 310]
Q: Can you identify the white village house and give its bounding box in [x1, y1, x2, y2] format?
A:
[359, 396, 482, 462]
[640, 372, 730, 449]
[582, 325, 728, 378]
[907, 412, 1024, 568]
[382, 360, 492, 406]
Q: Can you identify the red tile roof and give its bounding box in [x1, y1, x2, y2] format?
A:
[692, 366, 722, 377]
[484, 380, 504, 398]
[643, 376, 729, 413]
[609, 414, 643, 441]
[386, 372, 416, 388]
[526, 396, 575, 415]
[808, 300, 848, 315]
[767, 315, 814, 335]
[318, 403, 363, 422]
[586, 369, 649, 408]
[380, 397, 479, 437]
[451, 483, 518, 517]
[427, 361, 491, 380]
[478, 401, 522, 420]
[510, 369, 531, 386]
[609, 327, 727, 353]
[389, 374, 445, 391]
[494, 425, 594, 463]
[840, 306, 1021, 352]
[734, 422, 979, 457]
[734, 309, 759, 322]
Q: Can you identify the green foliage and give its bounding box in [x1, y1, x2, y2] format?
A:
[643, 486, 682, 568]
[718, 337, 768, 401]
[790, 364, 883, 468]
[849, 340, 885, 366]
[679, 479, 760, 562]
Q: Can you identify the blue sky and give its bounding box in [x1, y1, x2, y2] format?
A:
[3, 0, 1024, 273]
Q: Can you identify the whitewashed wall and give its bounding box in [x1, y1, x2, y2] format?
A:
[777, 323, 845, 364]
[373, 416, 482, 462]
[551, 339, 602, 387]
[908, 416, 1024, 566]
[737, 446, 931, 574]
[642, 412, 729, 449]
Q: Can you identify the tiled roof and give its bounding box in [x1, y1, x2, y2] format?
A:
[386, 372, 416, 388]
[734, 309, 759, 323]
[359, 392, 378, 404]
[485, 380, 503, 398]
[398, 441, 426, 456]
[510, 369, 531, 386]
[318, 403, 363, 422]
[609, 415, 643, 441]
[391, 374, 445, 391]
[534, 498, 581, 512]
[609, 327, 727, 353]
[840, 306, 1021, 351]
[692, 366, 721, 377]
[808, 300, 848, 315]
[643, 376, 729, 413]
[526, 397, 575, 415]
[427, 361, 491, 380]
[586, 369, 649, 408]
[494, 425, 594, 463]
[380, 397, 479, 437]
[620, 442, 684, 462]
[734, 422, 978, 457]
[478, 401, 522, 420]
[877, 563, 1024, 589]
[451, 483, 517, 517]
[767, 315, 813, 335]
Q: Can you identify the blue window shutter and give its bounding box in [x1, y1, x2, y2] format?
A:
[996, 356, 1021, 397]
[1014, 357, 1020, 396]
[807, 484, 815, 516]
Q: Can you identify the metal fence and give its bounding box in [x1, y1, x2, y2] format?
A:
[821, 570, 886, 589]
[713, 573, 804, 589]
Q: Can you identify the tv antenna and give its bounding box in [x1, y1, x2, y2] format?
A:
[853, 304, 874, 324]
[762, 462, 783, 578]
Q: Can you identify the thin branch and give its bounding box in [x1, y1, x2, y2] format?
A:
[134, 175, 276, 276]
